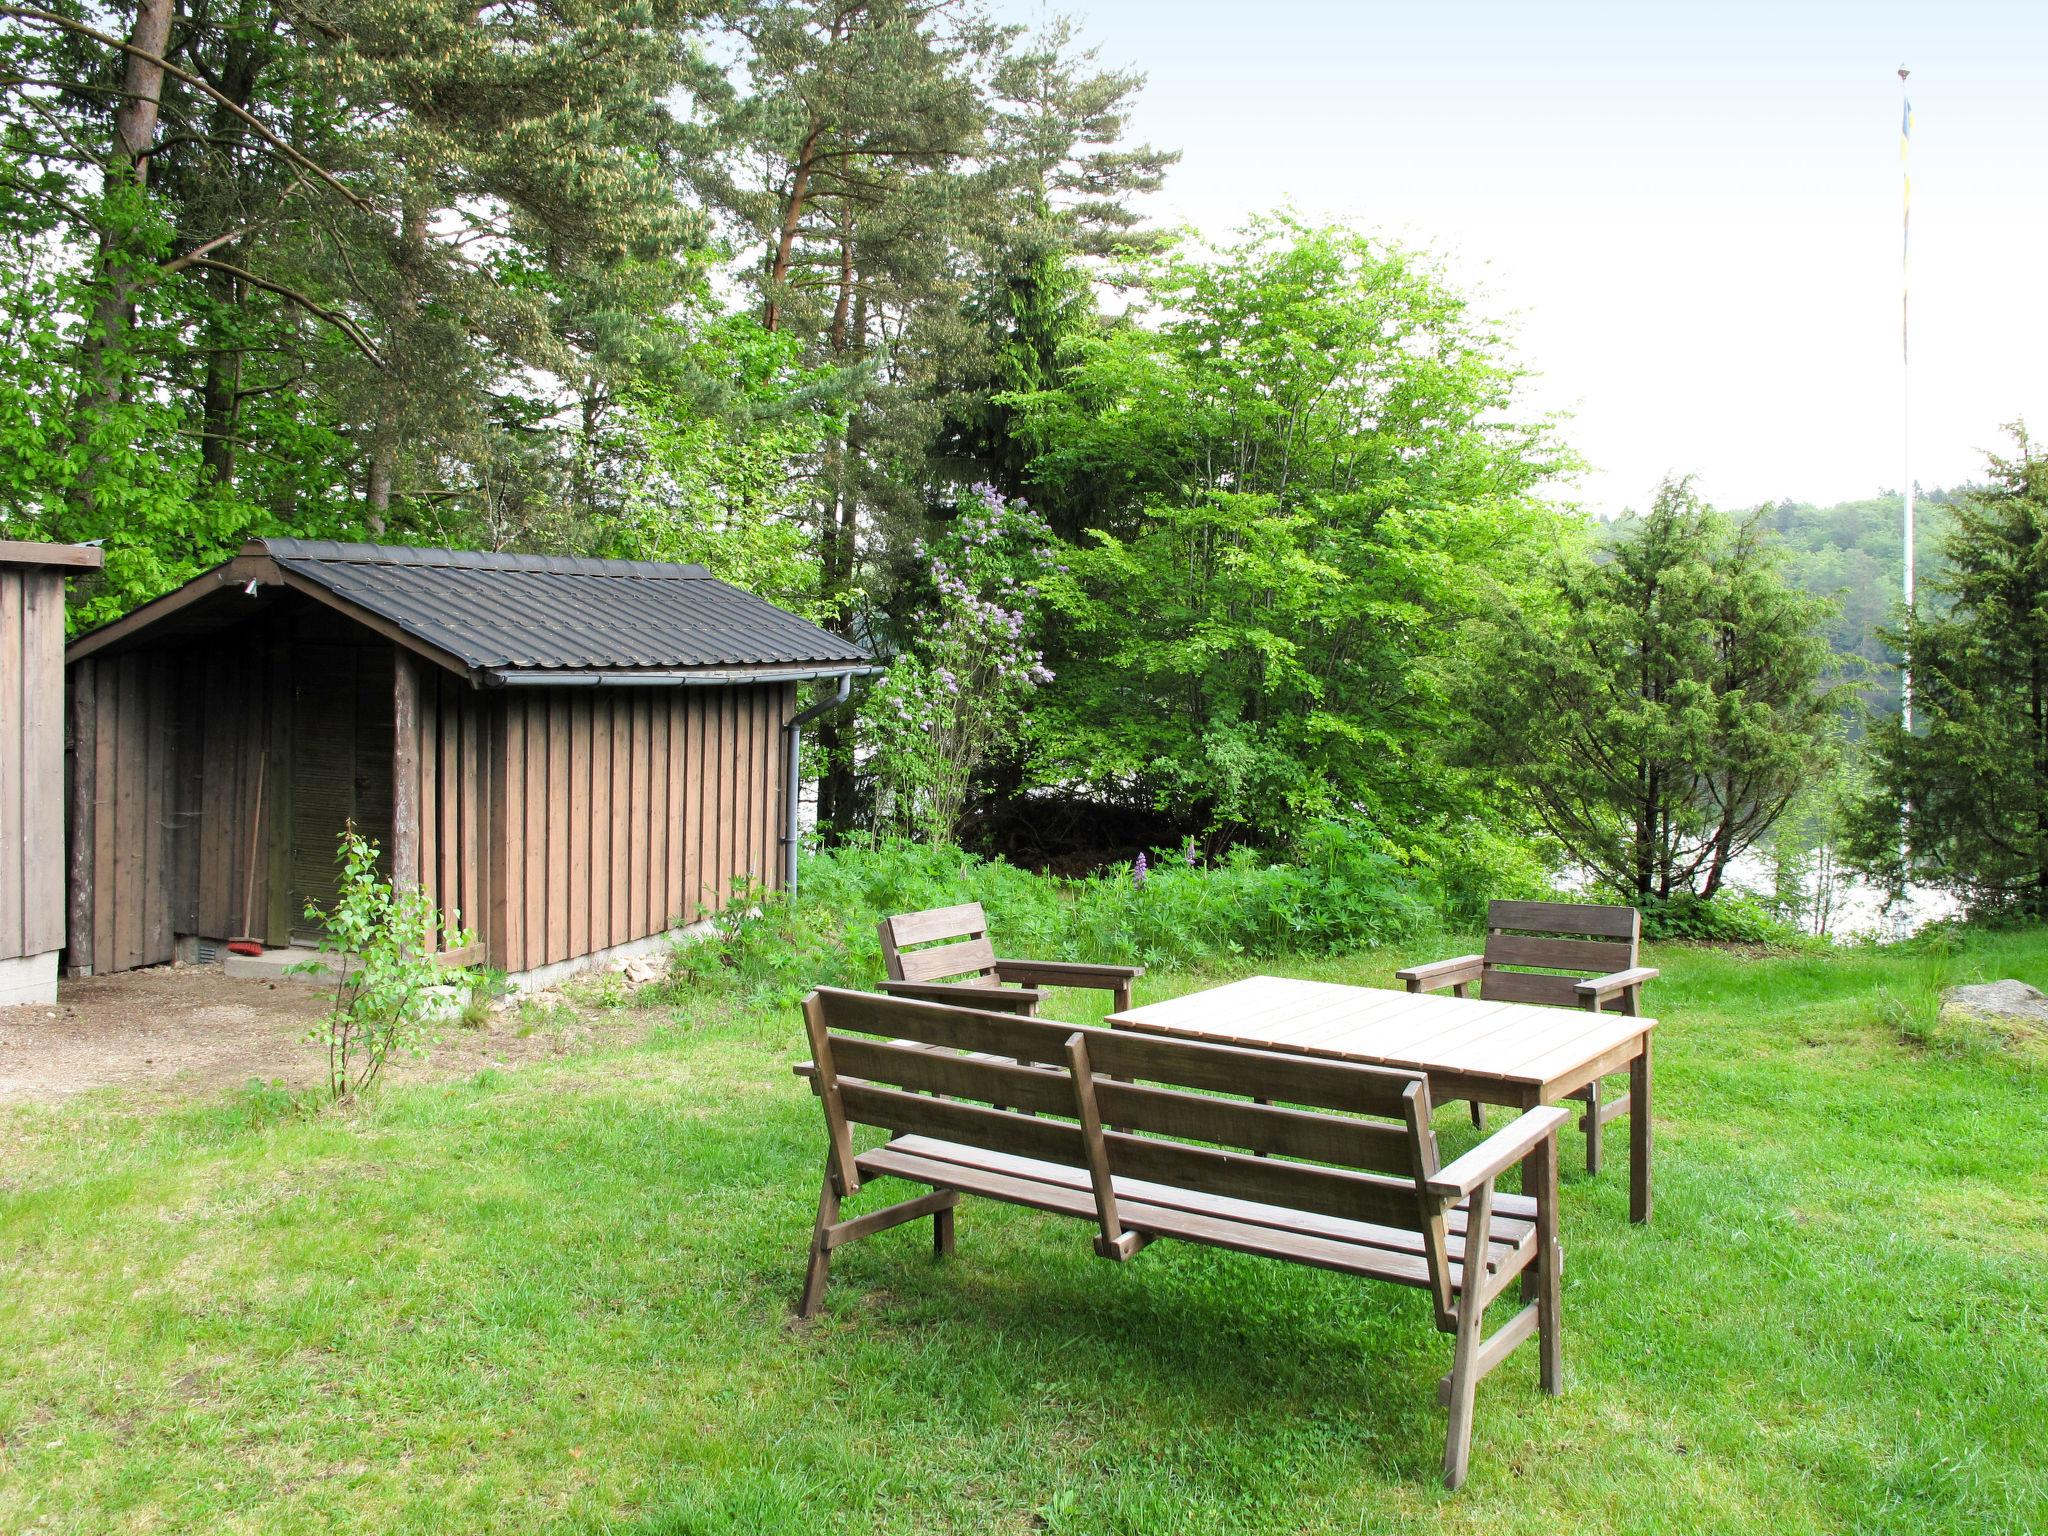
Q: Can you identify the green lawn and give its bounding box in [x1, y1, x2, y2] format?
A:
[3, 932, 2046, 1534]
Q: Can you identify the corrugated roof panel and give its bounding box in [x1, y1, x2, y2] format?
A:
[258, 539, 866, 674]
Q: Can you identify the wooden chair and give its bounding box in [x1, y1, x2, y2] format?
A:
[794, 987, 1567, 1491]
[877, 901, 1143, 1017]
[1397, 900, 1657, 1175]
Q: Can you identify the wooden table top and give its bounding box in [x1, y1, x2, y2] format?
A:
[1105, 974, 1656, 1096]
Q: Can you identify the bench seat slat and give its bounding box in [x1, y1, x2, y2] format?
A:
[858, 1145, 1462, 1288]
[861, 1138, 1530, 1288]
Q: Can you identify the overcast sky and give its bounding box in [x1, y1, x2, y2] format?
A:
[989, 0, 2048, 516]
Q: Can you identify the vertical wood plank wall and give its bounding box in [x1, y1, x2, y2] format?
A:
[403, 662, 493, 953]
[484, 683, 794, 975]
[0, 564, 67, 964]
[64, 652, 185, 974]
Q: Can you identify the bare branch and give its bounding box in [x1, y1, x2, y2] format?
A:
[185, 257, 382, 367]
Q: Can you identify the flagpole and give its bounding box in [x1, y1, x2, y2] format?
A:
[1899, 66, 1914, 733]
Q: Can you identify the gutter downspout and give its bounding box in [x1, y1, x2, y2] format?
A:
[782, 673, 856, 898]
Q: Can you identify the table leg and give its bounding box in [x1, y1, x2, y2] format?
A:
[1630, 1035, 1653, 1224]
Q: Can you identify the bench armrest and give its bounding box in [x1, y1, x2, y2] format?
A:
[992, 959, 1144, 990]
[1426, 1105, 1572, 1198]
[1395, 954, 1484, 993]
[878, 978, 1045, 1014]
[1575, 966, 1658, 1004]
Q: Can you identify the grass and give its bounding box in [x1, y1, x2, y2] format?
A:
[1, 931, 2046, 1533]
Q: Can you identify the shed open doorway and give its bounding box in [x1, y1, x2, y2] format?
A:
[285, 642, 394, 943]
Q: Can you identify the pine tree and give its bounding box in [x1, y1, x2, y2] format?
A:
[1, 0, 721, 576]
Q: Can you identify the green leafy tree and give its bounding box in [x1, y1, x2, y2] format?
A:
[1461, 478, 1838, 900]
[1011, 217, 1573, 844]
[1756, 488, 1958, 730]
[1848, 428, 2048, 917]
[589, 313, 843, 619]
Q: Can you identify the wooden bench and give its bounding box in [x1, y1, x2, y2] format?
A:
[794, 987, 1567, 1490]
[1398, 899, 1658, 1175]
[877, 901, 1143, 1016]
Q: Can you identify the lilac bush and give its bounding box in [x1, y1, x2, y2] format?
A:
[860, 483, 1057, 842]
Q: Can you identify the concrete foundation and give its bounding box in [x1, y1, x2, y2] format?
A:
[222, 946, 353, 984]
[214, 923, 713, 996]
[506, 920, 712, 993]
[0, 950, 58, 1008]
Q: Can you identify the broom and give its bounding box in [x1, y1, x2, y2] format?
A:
[227, 751, 267, 957]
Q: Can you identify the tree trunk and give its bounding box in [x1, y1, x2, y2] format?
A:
[762, 123, 822, 333]
[64, 0, 175, 535]
[192, 32, 262, 494]
[198, 318, 240, 488]
[365, 193, 427, 532]
[366, 445, 394, 532]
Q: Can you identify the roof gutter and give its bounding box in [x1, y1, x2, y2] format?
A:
[481, 663, 877, 689]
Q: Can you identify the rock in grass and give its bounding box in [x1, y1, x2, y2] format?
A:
[1938, 980, 2048, 1048]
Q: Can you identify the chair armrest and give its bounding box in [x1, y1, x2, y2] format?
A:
[1395, 954, 1484, 993]
[1426, 1105, 1572, 1198]
[992, 959, 1145, 990]
[877, 978, 1046, 1014]
[1575, 966, 1659, 1004]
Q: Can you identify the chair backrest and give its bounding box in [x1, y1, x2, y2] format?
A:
[802, 987, 1451, 1297]
[1478, 899, 1640, 1008]
[877, 902, 999, 985]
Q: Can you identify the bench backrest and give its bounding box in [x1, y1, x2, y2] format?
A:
[803, 987, 1455, 1304]
[877, 902, 999, 986]
[1479, 899, 1640, 1008]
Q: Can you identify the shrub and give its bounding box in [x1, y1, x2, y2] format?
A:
[1636, 891, 1802, 946]
[675, 820, 1508, 1007]
[300, 827, 477, 1100]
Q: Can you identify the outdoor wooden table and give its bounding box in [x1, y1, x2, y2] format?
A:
[1105, 974, 1657, 1224]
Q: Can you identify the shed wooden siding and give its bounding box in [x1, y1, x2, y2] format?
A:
[484, 683, 794, 974]
[65, 652, 184, 974]
[401, 660, 493, 954]
[2, 563, 68, 963]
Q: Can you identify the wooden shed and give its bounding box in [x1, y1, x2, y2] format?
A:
[63, 540, 869, 985]
[1, 540, 102, 1006]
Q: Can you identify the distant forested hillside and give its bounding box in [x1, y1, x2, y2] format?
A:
[1755, 490, 1962, 724]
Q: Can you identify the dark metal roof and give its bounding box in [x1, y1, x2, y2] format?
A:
[255, 539, 868, 676]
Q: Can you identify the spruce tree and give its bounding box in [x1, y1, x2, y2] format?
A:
[1462, 478, 1838, 900]
[1849, 428, 2048, 916]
